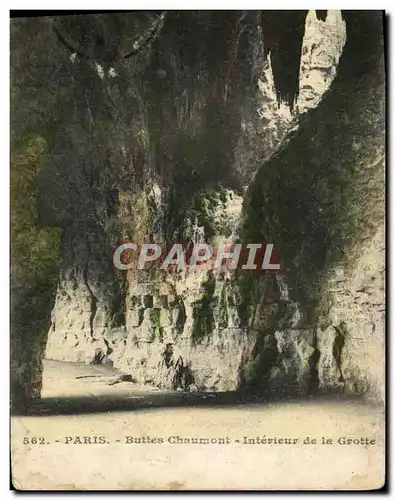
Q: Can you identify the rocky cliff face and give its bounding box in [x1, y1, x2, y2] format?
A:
[235, 11, 385, 400]
[317, 226, 385, 401]
[12, 11, 384, 404]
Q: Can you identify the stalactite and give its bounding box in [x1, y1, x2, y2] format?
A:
[260, 10, 308, 111]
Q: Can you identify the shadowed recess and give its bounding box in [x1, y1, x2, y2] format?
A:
[21, 391, 365, 417]
[316, 10, 328, 22]
[261, 10, 308, 111]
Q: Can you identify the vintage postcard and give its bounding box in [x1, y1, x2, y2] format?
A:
[10, 10, 386, 491]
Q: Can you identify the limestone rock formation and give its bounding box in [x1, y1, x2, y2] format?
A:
[11, 11, 385, 409]
[236, 11, 385, 400]
[317, 226, 385, 400]
[45, 10, 356, 395]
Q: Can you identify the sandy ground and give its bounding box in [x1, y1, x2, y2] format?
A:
[11, 360, 385, 491]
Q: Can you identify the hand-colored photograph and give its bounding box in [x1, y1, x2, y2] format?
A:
[10, 9, 386, 491]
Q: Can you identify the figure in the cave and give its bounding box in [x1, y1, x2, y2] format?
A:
[156, 343, 193, 390]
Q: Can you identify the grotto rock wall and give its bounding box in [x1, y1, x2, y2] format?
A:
[236, 11, 385, 401]
[316, 226, 385, 401]
[41, 11, 384, 399]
